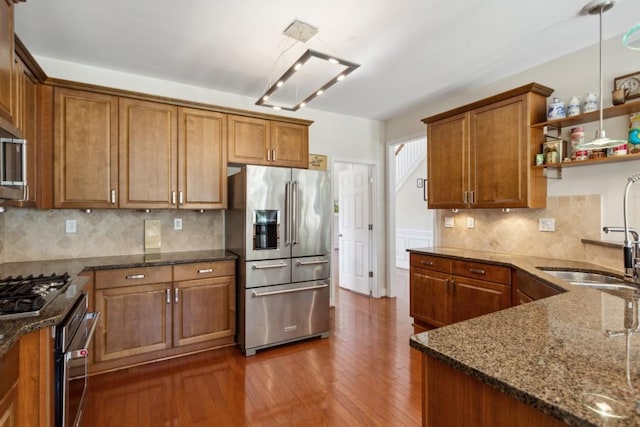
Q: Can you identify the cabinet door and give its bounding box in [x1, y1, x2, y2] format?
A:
[173, 275, 235, 347]
[410, 267, 451, 327]
[470, 95, 527, 208]
[0, 0, 13, 125]
[54, 87, 118, 208]
[21, 63, 37, 205]
[270, 121, 308, 168]
[451, 276, 511, 324]
[427, 113, 468, 209]
[94, 283, 172, 362]
[227, 115, 270, 165]
[119, 98, 177, 209]
[178, 108, 227, 209]
[0, 383, 17, 427]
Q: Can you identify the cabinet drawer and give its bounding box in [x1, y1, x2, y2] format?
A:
[410, 253, 451, 273]
[173, 261, 235, 281]
[95, 265, 173, 289]
[452, 260, 510, 285]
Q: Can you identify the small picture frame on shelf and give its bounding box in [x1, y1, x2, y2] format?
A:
[542, 138, 565, 165]
[614, 71, 640, 100]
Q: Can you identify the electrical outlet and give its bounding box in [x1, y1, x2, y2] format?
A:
[65, 219, 77, 234]
[539, 218, 555, 232]
[444, 217, 454, 228]
[466, 217, 475, 229]
[174, 218, 183, 230]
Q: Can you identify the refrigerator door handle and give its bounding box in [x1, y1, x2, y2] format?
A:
[284, 181, 291, 246]
[292, 180, 298, 245]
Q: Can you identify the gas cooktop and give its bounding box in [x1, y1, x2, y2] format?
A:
[0, 273, 71, 320]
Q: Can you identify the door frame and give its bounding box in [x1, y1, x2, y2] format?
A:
[385, 138, 438, 299]
[331, 157, 379, 307]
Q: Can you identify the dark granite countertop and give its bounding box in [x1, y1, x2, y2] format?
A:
[409, 247, 640, 427]
[0, 250, 236, 358]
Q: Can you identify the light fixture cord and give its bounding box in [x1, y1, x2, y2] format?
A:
[598, 6, 604, 133]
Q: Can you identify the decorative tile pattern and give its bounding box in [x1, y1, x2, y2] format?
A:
[0, 209, 224, 262]
[439, 195, 622, 270]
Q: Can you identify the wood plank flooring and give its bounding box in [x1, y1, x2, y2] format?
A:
[82, 273, 422, 426]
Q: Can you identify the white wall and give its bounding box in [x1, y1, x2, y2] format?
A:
[34, 56, 389, 294]
[385, 34, 640, 240]
[395, 157, 432, 230]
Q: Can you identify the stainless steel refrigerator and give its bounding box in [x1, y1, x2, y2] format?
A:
[226, 165, 331, 356]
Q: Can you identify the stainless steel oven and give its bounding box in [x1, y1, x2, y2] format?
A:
[54, 293, 100, 427]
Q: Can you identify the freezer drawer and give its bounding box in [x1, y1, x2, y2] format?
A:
[292, 256, 330, 283]
[244, 259, 291, 288]
[244, 280, 330, 355]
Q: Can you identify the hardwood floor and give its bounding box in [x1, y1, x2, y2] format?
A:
[83, 273, 421, 426]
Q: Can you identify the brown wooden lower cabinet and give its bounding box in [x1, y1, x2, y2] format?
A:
[424, 356, 565, 427]
[409, 253, 511, 328]
[0, 327, 53, 427]
[91, 261, 236, 374]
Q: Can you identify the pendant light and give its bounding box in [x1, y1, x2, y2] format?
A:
[576, 0, 628, 150]
[623, 22, 640, 50]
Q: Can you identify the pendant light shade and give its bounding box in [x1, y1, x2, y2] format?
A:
[576, 0, 628, 150]
[624, 22, 640, 51]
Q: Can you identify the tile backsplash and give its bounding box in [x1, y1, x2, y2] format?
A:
[0, 209, 224, 262]
[439, 195, 623, 271]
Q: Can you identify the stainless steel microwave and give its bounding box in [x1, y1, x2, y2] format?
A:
[0, 137, 27, 200]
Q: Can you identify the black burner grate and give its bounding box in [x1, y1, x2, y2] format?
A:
[0, 273, 70, 316]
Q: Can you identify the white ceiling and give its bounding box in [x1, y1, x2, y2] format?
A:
[14, 0, 640, 120]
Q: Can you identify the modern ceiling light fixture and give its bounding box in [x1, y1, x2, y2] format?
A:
[576, 0, 629, 150]
[256, 20, 360, 112]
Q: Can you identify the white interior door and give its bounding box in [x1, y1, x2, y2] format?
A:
[338, 165, 371, 295]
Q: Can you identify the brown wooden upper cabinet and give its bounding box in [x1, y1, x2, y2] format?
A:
[0, 0, 14, 126]
[119, 98, 178, 209]
[228, 114, 309, 168]
[54, 87, 119, 209]
[177, 107, 227, 209]
[54, 92, 228, 210]
[423, 83, 553, 209]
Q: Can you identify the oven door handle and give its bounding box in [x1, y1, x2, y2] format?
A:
[251, 283, 328, 297]
[251, 262, 288, 270]
[67, 312, 100, 360]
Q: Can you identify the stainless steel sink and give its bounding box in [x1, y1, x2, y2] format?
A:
[538, 269, 638, 291]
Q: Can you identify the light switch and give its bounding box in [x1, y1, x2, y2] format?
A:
[174, 218, 183, 230]
[466, 217, 475, 229]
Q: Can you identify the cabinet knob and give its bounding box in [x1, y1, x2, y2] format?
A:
[198, 268, 213, 274]
[421, 260, 434, 266]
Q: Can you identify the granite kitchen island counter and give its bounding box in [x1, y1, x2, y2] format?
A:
[0, 250, 237, 358]
[409, 247, 640, 426]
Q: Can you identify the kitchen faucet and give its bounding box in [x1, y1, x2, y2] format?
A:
[604, 173, 640, 279]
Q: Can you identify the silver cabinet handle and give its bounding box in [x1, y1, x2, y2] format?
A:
[126, 274, 145, 280]
[266, 149, 271, 161]
[198, 268, 213, 274]
[296, 259, 329, 266]
[468, 268, 486, 275]
[111, 189, 116, 204]
[272, 149, 276, 161]
[463, 191, 468, 204]
[470, 191, 475, 204]
[166, 288, 171, 304]
[171, 191, 177, 205]
[179, 191, 184, 205]
[174, 288, 179, 303]
[252, 283, 328, 297]
[252, 262, 287, 270]
[421, 260, 434, 266]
